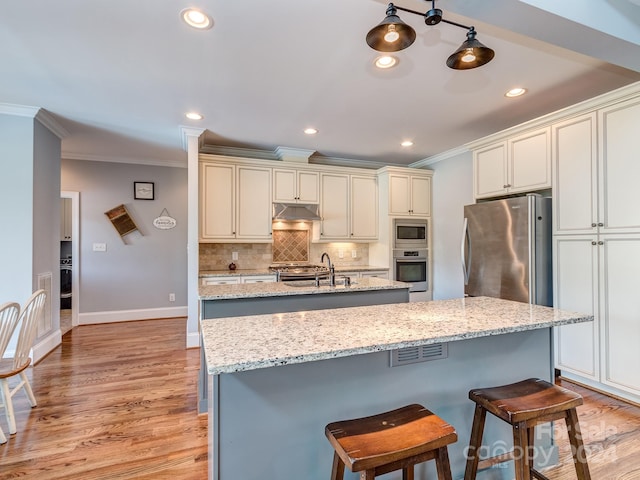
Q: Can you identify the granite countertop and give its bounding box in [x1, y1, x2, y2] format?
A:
[200, 296, 593, 375]
[199, 276, 409, 300]
[199, 265, 389, 277]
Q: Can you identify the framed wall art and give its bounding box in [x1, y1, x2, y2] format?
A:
[134, 182, 154, 200]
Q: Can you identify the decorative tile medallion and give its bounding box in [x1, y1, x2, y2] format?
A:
[272, 230, 309, 263]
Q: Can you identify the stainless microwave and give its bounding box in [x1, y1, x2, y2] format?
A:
[394, 219, 428, 248]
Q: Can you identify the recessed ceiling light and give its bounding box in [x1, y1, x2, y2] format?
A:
[505, 87, 527, 98]
[375, 55, 398, 69]
[401, 140, 414, 147]
[185, 112, 203, 120]
[304, 128, 318, 135]
[181, 8, 213, 30]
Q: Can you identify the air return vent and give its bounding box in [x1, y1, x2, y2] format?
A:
[390, 343, 448, 367]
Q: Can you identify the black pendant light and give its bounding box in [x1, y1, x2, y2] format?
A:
[366, 4, 416, 52]
[446, 27, 495, 69]
[366, 2, 495, 70]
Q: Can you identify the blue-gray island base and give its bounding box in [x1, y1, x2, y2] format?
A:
[200, 297, 593, 480]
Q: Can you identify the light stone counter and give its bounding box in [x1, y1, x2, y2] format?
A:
[199, 276, 407, 300]
[201, 296, 592, 375]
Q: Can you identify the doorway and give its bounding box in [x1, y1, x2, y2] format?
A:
[60, 191, 79, 334]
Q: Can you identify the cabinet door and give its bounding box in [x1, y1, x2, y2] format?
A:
[361, 271, 388, 279]
[60, 198, 72, 241]
[350, 175, 378, 239]
[600, 235, 640, 395]
[554, 235, 600, 380]
[200, 163, 235, 239]
[201, 277, 241, 285]
[509, 127, 551, 193]
[552, 113, 598, 235]
[236, 166, 272, 239]
[320, 173, 349, 239]
[297, 171, 319, 203]
[410, 175, 431, 216]
[599, 98, 640, 234]
[388, 174, 410, 215]
[241, 275, 276, 284]
[273, 169, 297, 203]
[474, 142, 508, 199]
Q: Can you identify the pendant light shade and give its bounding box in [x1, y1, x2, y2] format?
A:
[366, 2, 495, 69]
[446, 28, 495, 70]
[366, 5, 416, 52]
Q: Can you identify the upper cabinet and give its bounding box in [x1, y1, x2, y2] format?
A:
[317, 172, 378, 241]
[553, 97, 640, 235]
[473, 127, 551, 199]
[273, 168, 319, 204]
[378, 167, 433, 217]
[200, 162, 272, 242]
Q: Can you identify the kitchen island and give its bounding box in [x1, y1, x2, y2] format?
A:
[200, 296, 592, 480]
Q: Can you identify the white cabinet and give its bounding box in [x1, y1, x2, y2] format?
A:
[388, 173, 431, 216]
[201, 276, 241, 286]
[273, 168, 319, 204]
[474, 127, 551, 199]
[60, 197, 72, 241]
[200, 162, 272, 242]
[318, 173, 378, 241]
[360, 270, 388, 279]
[241, 275, 276, 283]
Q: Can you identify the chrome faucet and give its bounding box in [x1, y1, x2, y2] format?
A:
[321, 252, 336, 286]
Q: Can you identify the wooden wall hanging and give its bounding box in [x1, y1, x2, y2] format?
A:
[105, 204, 140, 240]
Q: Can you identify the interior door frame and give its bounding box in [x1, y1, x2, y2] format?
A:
[61, 191, 80, 328]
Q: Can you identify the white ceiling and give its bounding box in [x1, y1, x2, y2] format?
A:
[1, 0, 639, 168]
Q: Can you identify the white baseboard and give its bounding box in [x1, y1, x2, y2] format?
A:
[32, 329, 62, 364]
[186, 331, 200, 349]
[79, 306, 188, 325]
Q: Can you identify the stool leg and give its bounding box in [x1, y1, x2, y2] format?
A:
[464, 404, 487, 480]
[565, 408, 592, 480]
[435, 447, 454, 480]
[360, 470, 375, 480]
[527, 426, 536, 473]
[331, 452, 345, 480]
[512, 421, 531, 480]
[402, 466, 414, 480]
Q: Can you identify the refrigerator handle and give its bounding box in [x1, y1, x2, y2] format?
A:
[461, 217, 470, 285]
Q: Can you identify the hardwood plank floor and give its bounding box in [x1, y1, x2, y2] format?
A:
[1, 319, 639, 479]
[0, 318, 207, 479]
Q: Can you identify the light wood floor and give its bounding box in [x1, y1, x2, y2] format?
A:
[0, 319, 639, 479]
[0, 318, 208, 479]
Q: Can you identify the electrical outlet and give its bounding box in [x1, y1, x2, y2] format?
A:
[232, 252, 238, 260]
[338, 250, 344, 259]
[169, 293, 175, 302]
[93, 243, 107, 252]
[352, 250, 357, 258]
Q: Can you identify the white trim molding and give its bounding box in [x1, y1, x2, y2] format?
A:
[78, 306, 188, 325]
[32, 329, 62, 364]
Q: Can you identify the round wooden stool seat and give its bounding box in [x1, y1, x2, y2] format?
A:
[325, 404, 457, 480]
[464, 378, 591, 480]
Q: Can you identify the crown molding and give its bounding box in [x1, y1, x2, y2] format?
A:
[200, 144, 280, 160]
[310, 155, 387, 170]
[412, 145, 471, 167]
[0, 103, 40, 117]
[275, 146, 316, 163]
[35, 109, 69, 139]
[180, 126, 206, 151]
[62, 151, 187, 168]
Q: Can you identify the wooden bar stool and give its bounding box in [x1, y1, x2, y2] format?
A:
[325, 403, 457, 480]
[463, 378, 591, 480]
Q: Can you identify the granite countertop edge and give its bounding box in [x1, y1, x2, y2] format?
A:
[201, 297, 593, 375]
[199, 265, 389, 277]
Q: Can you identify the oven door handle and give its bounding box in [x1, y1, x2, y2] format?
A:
[461, 218, 470, 285]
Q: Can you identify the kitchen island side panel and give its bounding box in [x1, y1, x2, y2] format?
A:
[212, 328, 553, 480]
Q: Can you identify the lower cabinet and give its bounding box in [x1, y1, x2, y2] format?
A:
[554, 233, 640, 402]
[201, 274, 276, 286]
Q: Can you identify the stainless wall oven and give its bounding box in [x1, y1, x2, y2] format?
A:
[393, 248, 428, 292]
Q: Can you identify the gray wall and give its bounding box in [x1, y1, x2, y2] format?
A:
[430, 151, 474, 300]
[61, 159, 187, 314]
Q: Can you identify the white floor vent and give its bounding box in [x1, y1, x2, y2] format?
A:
[36, 272, 53, 336]
[390, 343, 448, 367]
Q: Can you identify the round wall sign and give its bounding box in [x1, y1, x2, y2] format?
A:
[153, 209, 177, 230]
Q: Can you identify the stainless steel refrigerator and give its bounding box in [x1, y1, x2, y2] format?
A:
[462, 194, 552, 305]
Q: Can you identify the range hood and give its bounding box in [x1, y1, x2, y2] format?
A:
[272, 202, 321, 221]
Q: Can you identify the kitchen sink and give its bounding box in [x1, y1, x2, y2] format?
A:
[283, 278, 356, 288]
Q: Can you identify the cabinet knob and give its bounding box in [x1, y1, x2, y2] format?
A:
[591, 241, 597, 245]
[598, 222, 604, 227]
[591, 223, 597, 227]
[598, 241, 604, 245]
[503, 184, 511, 188]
